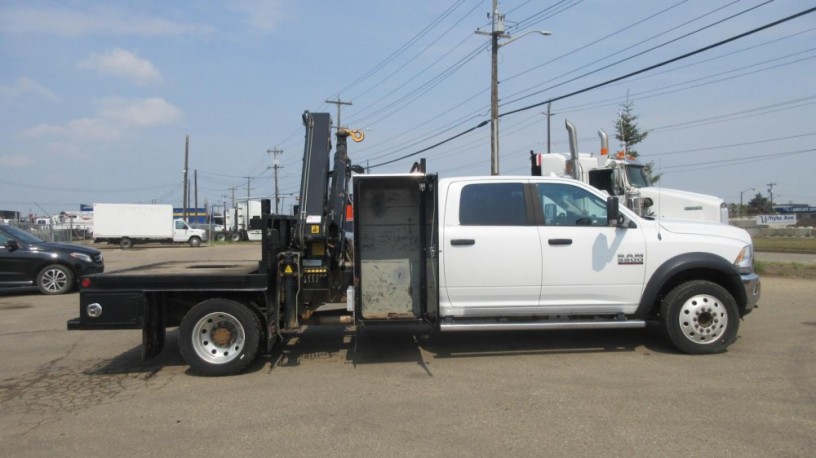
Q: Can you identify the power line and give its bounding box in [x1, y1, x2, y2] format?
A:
[554, 48, 816, 116]
[333, 0, 470, 98]
[503, 0, 690, 86]
[652, 132, 816, 156]
[649, 95, 816, 133]
[346, 0, 481, 103]
[660, 148, 815, 173]
[501, 0, 774, 109]
[502, 6, 816, 118]
[354, 2, 797, 169]
[365, 6, 816, 170]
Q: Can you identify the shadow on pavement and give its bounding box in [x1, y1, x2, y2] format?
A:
[82, 324, 680, 377]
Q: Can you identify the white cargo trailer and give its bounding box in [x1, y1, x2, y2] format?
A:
[93, 203, 207, 248]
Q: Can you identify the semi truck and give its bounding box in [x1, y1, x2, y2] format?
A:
[68, 112, 760, 376]
[215, 199, 264, 242]
[531, 120, 729, 223]
[93, 203, 208, 248]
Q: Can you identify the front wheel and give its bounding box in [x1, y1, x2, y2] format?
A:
[660, 280, 739, 354]
[229, 232, 241, 242]
[37, 264, 74, 295]
[189, 236, 202, 248]
[120, 238, 133, 249]
[178, 299, 262, 376]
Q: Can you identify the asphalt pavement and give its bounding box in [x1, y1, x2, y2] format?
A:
[0, 244, 814, 456]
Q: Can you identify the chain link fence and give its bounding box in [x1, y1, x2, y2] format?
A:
[6, 222, 93, 244]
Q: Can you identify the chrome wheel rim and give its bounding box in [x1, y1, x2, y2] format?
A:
[191, 312, 245, 364]
[678, 293, 728, 344]
[42, 268, 68, 293]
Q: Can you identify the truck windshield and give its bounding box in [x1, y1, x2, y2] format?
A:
[626, 165, 651, 188]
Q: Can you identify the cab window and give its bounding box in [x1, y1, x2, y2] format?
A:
[460, 183, 527, 226]
[537, 183, 607, 226]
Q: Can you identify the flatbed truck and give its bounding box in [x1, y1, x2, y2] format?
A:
[68, 112, 761, 376]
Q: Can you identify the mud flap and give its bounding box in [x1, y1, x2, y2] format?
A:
[142, 296, 165, 360]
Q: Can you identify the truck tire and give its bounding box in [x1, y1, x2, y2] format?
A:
[660, 280, 739, 355]
[179, 299, 261, 376]
[37, 264, 74, 295]
[120, 238, 133, 249]
[189, 236, 202, 248]
[215, 233, 226, 242]
[229, 232, 241, 242]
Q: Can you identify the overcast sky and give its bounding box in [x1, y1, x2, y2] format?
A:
[1, 0, 814, 217]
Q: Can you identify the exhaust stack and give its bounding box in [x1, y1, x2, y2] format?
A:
[565, 120, 579, 180]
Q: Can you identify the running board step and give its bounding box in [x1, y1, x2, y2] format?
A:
[439, 320, 646, 332]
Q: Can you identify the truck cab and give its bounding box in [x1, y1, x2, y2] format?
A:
[532, 121, 730, 223]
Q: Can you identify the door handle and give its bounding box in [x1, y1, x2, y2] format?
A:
[450, 239, 475, 246]
[548, 238, 572, 246]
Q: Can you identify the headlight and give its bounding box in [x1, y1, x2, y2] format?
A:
[734, 245, 753, 274]
[70, 252, 93, 263]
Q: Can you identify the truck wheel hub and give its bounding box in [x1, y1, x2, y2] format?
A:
[191, 312, 246, 364]
[211, 327, 234, 346]
[678, 293, 728, 344]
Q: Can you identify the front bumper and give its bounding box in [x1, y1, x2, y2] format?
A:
[740, 272, 761, 316]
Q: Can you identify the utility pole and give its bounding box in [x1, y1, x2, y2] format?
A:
[194, 170, 199, 221]
[229, 187, 237, 208]
[767, 182, 777, 211]
[490, 1, 501, 175]
[545, 102, 554, 154]
[187, 178, 191, 219]
[325, 97, 352, 128]
[268, 148, 283, 214]
[221, 195, 229, 229]
[183, 135, 189, 222]
[476, 1, 550, 175]
[245, 177, 252, 200]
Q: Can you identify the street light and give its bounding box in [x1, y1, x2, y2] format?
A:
[740, 187, 755, 217]
[476, 1, 551, 176]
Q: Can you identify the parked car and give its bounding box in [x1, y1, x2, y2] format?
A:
[0, 224, 104, 294]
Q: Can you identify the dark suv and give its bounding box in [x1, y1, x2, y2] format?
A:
[0, 224, 104, 294]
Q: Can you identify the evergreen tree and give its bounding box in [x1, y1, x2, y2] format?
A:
[748, 193, 772, 214]
[614, 99, 660, 184]
[615, 100, 648, 158]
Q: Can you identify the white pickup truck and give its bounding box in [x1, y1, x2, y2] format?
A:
[355, 173, 759, 355]
[69, 107, 760, 375]
[70, 172, 761, 375]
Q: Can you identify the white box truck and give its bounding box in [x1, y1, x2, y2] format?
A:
[93, 203, 207, 248]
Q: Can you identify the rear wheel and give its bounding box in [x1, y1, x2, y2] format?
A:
[661, 280, 739, 354]
[179, 299, 261, 376]
[37, 264, 74, 295]
[229, 232, 241, 242]
[215, 233, 227, 242]
[189, 236, 202, 247]
[120, 238, 133, 249]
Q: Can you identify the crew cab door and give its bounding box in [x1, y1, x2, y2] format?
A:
[535, 182, 646, 314]
[441, 180, 542, 309]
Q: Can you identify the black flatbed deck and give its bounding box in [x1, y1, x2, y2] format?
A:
[84, 260, 269, 291]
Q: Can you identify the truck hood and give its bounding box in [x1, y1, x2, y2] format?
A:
[657, 218, 751, 244]
[638, 187, 725, 222]
[640, 186, 723, 206]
